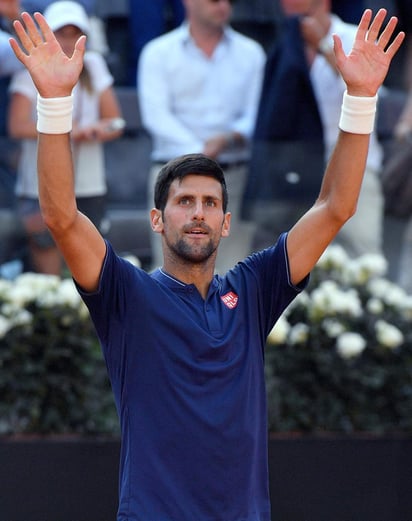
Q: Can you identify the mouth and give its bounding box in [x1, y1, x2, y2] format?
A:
[184, 225, 209, 236]
[186, 230, 208, 236]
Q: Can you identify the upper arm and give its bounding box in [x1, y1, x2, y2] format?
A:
[286, 200, 342, 286]
[51, 210, 107, 292]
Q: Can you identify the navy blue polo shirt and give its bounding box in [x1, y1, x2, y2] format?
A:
[79, 233, 306, 521]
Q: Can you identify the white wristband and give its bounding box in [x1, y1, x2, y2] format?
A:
[37, 94, 73, 134]
[338, 90, 378, 134]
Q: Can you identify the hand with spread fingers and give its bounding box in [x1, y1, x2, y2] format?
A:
[9, 11, 86, 98]
[333, 8, 405, 97]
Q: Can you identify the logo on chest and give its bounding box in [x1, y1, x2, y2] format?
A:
[221, 291, 239, 310]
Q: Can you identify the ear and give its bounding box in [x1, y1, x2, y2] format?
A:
[150, 208, 164, 233]
[221, 212, 231, 238]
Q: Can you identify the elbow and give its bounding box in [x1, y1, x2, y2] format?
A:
[41, 204, 77, 237]
[328, 200, 357, 228]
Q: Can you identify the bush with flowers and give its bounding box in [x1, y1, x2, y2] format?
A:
[2, 248, 412, 436]
[0, 272, 118, 436]
[265, 245, 412, 435]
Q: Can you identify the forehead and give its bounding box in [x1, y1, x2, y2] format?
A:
[168, 174, 223, 198]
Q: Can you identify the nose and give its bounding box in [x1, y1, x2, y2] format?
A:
[191, 200, 205, 220]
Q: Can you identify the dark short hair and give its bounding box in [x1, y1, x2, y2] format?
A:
[154, 153, 228, 212]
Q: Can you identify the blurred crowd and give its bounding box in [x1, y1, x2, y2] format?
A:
[1, 0, 412, 290]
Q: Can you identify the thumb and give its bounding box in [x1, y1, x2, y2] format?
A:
[332, 33, 345, 62]
[72, 34, 87, 61]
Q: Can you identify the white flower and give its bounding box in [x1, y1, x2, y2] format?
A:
[322, 318, 346, 338]
[6, 283, 38, 307]
[336, 332, 367, 359]
[317, 244, 349, 271]
[35, 278, 80, 309]
[56, 279, 82, 307]
[366, 298, 384, 315]
[368, 278, 408, 308]
[267, 315, 290, 345]
[11, 309, 33, 328]
[289, 323, 309, 345]
[285, 291, 310, 315]
[310, 281, 363, 319]
[16, 272, 60, 292]
[345, 254, 387, 285]
[375, 320, 404, 349]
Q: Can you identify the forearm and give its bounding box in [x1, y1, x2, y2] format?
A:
[318, 130, 370, 222]
[37, 132, 78, 232]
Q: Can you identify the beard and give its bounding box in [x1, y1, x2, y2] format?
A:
[165, 235, 218, 264]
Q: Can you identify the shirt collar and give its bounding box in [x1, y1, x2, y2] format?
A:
[151, 267, 221, 297]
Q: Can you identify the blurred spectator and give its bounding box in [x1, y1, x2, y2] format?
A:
[0, 0, 24, 273]
[8, 0, 124, 275]
[138, 0, 265, 274]
[384, 0, 412, 293]
[243, 0, 385, 259]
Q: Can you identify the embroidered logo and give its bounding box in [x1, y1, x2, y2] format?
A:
[221, 291, 239, 309]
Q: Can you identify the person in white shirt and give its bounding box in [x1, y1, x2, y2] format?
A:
[8, 0, 124, 275]
[138, 0, 266, 273]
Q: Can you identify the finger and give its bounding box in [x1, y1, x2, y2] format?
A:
[365, 8, 387, 42]
[377, 16, 401, 50]
[354, 9, 373, 43]
[33, 11, 57, 42]
[20, 11, 45, 46]
[8, 36, 28, 63]
[72, 34, 87, 62]
[12, 18, 35, 54]
[385, 31, 406, 60]
[332, 33, 345, 63]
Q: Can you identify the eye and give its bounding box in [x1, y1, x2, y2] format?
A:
[205, 199, 217, 207]
[179, 197, 191, 206]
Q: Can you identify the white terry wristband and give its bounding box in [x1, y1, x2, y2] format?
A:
[338, 90, 378, 134]
[37, 94, 73, 134]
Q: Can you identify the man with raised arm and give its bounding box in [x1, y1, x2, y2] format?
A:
[9, 9, 404, 521]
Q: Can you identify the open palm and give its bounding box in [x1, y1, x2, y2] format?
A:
[9, 11, 85, 98]
[334, 9, 405, 97]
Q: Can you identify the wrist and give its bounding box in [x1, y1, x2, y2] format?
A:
[37, 94, 73, 134]
[339, 90, 378, 134]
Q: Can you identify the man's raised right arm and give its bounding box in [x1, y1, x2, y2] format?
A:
[9, 11, 106, 291]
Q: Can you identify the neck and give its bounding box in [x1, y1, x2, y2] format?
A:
[162, 256, 216, 299]
[189, 20, 225, 57]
